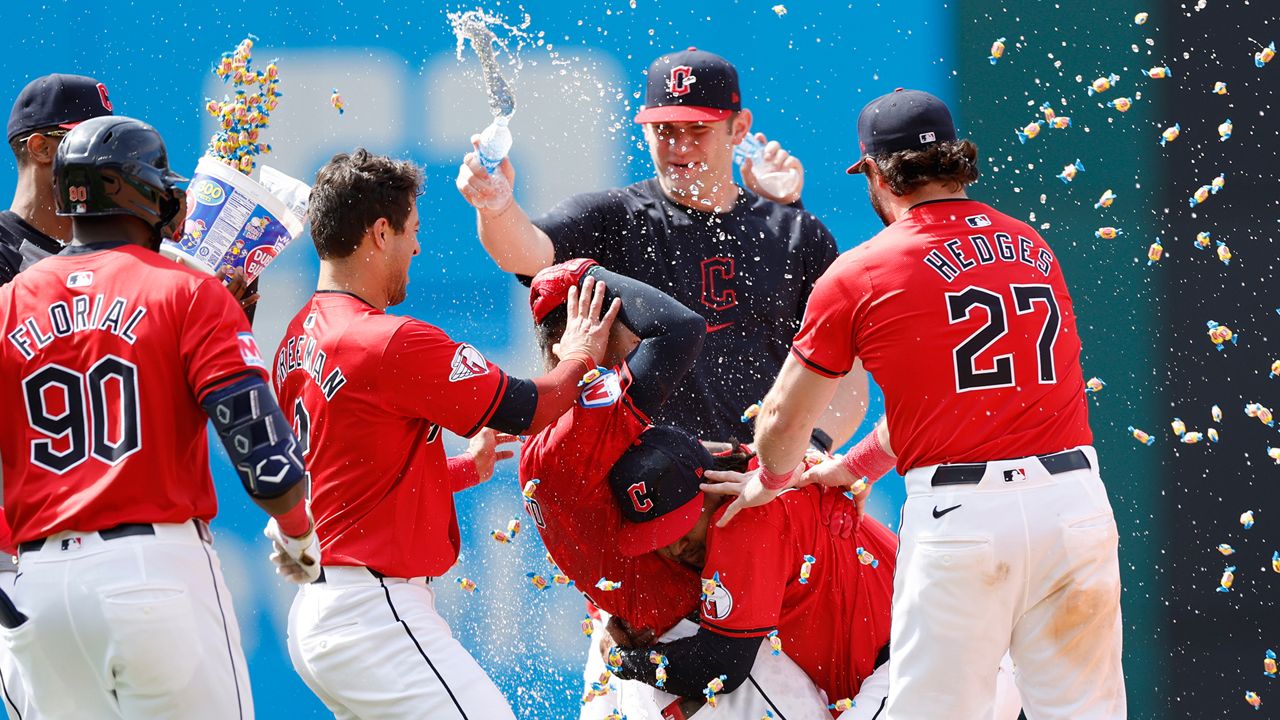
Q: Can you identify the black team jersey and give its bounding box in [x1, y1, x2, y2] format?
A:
[534, 178, 838, 442]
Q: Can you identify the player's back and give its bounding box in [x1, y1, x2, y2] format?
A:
[0, 244, 262, 544]
[810, 198, 1091, 471]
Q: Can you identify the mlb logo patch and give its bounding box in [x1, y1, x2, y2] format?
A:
[237, 333, 266, 369]
[578, 369, 622, 408]
[60, 537, 83, 552]
[919, 131, 937, 143]
[965, 214, 993, 228]
[449, 344, 489, 382]
[66, 271, 93, 288]
[1003, 467, 1028, 483]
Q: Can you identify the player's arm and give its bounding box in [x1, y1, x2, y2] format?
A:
[455, 151, 555, 276]
[584, 265, 705, 417]
[612, 627, 761, 697]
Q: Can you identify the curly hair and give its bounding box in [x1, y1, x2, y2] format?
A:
[871, 139, 980, 196]
[309, 148, 423, 259]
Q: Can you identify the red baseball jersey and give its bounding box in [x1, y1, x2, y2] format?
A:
[0, 244, 266, 544]
[791, 199, 1092, 472]
[519, 363, 702, 635]
[700, 486, 896, 708]
[274, 291, 507, 579]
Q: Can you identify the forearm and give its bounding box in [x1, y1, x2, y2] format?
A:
[476, 203, 555, 276]
[614, 629, 759, 698]
[756, 392, 824, 477]
[813, 359, 868, 449]
[487, 354, 594, 436]
[586, 266, 706, 414]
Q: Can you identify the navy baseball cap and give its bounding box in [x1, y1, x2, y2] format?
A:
[634, 48, 741, 124]
[847, 88, 957, 174]
[8, 74, 114, 143]
[609, 425, 713, 557]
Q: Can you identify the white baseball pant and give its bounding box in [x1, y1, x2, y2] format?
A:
[288, 566, 516, 720]
[885, 445, 1126, 720]
[0, 568, 32, 720]
[839, 653, 1022, 720]
[2, 520, 253, 719]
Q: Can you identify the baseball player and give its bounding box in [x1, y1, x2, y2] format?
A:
[457, 47, 866, 449]
[270, 149, 619, 719]
[705, 89, 1125, 719]
[0, 115, 316, 718]
[2, 74, 114, 283]
[522, 260, 862, 720]
[601, 441, 897, 720]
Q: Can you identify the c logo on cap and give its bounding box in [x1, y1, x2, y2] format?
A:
[668, 66, 696, 96]
[627, 482, 653, 513]
[97, 83, 113, 112]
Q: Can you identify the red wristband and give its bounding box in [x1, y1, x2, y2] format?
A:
[758, 464, 797, 491]
[449, 453, 481, 492]
[273, 499, 311, 538]
[841, 430, 896, 484]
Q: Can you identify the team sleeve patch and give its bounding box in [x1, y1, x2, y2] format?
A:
[449, 343, 490, 382]
[578, 368, 622, 408]
[237, 332, 266, 369]
[701, 576, 735, 621]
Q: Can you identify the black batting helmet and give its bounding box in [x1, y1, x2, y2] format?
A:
[53, 115, 186, 236]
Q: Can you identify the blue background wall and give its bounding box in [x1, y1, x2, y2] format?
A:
[0, 2, 954, 717]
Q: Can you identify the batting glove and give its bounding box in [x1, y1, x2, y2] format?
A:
[263, 508, 321, 584]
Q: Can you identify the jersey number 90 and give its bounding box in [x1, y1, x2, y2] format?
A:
[22, 356, 141, 474]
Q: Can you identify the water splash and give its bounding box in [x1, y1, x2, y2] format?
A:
[448, 8, 533, 118]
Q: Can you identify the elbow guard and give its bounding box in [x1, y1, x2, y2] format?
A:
[202, 376, 306, 499]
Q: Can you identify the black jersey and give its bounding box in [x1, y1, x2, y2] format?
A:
[534, 179, 838, 442]
[0, 211, 63, 285]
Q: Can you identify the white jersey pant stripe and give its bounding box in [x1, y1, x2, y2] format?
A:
[884, 445, 1126, 720]
[3, 520, 251, 719]
[288, 566, 516, 720]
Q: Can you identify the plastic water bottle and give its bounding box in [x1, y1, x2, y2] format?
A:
[733, 133, 763, 167]
[473, 115, 514, 211]
[734, 132, 799, 199]
[477, 115, 512, 173]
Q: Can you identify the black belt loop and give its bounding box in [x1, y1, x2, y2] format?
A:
[874, 641, 891, 669]
[930, 449, 1091, 487]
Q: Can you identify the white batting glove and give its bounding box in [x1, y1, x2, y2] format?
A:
[263, 508, 322, 584]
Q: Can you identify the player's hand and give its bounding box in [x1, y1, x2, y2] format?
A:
[701, 467, 789, 527]
[216, 266, 260, 311]
[456, 136, 516, 214]
[740, 132, 804, 205]
[801, 456, 871, 518]
[554, 275, 622, 366]
[264, 508, 321, 584]
[466, 429, 520, 484]
[603, 615, 656, 652]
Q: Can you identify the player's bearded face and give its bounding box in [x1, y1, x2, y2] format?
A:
[384, 205, 421, 307]
[645, 120, 736, 204]
[867, 174, 894, 227]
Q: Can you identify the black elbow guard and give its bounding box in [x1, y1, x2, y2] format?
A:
[202, 376, 306, 499]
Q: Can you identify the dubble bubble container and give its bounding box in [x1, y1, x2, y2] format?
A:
[160, 157, 308, 281]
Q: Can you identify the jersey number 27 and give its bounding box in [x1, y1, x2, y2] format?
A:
[947, 284, 1061, 393]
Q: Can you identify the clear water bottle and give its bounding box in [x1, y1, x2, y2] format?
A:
[734, 132, 799, 199]
[477, 115, 512, 173]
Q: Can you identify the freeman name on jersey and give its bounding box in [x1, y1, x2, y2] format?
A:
[922, 230, 1056, 283]
[277, 331, 348, 401]
[7, 294, 147, 359]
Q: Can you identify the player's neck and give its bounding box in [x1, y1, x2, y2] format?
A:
[10, 170, 71, 242]
[655, 171, 740, 213]
[886, 185, 969, 223]
[317, 261, 389, 310]
[70, 215, 154, 248]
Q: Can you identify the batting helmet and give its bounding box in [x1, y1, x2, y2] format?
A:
[53, 115, 186, 236]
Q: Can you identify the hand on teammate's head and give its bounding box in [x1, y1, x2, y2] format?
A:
[554, 275, 622, 366]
